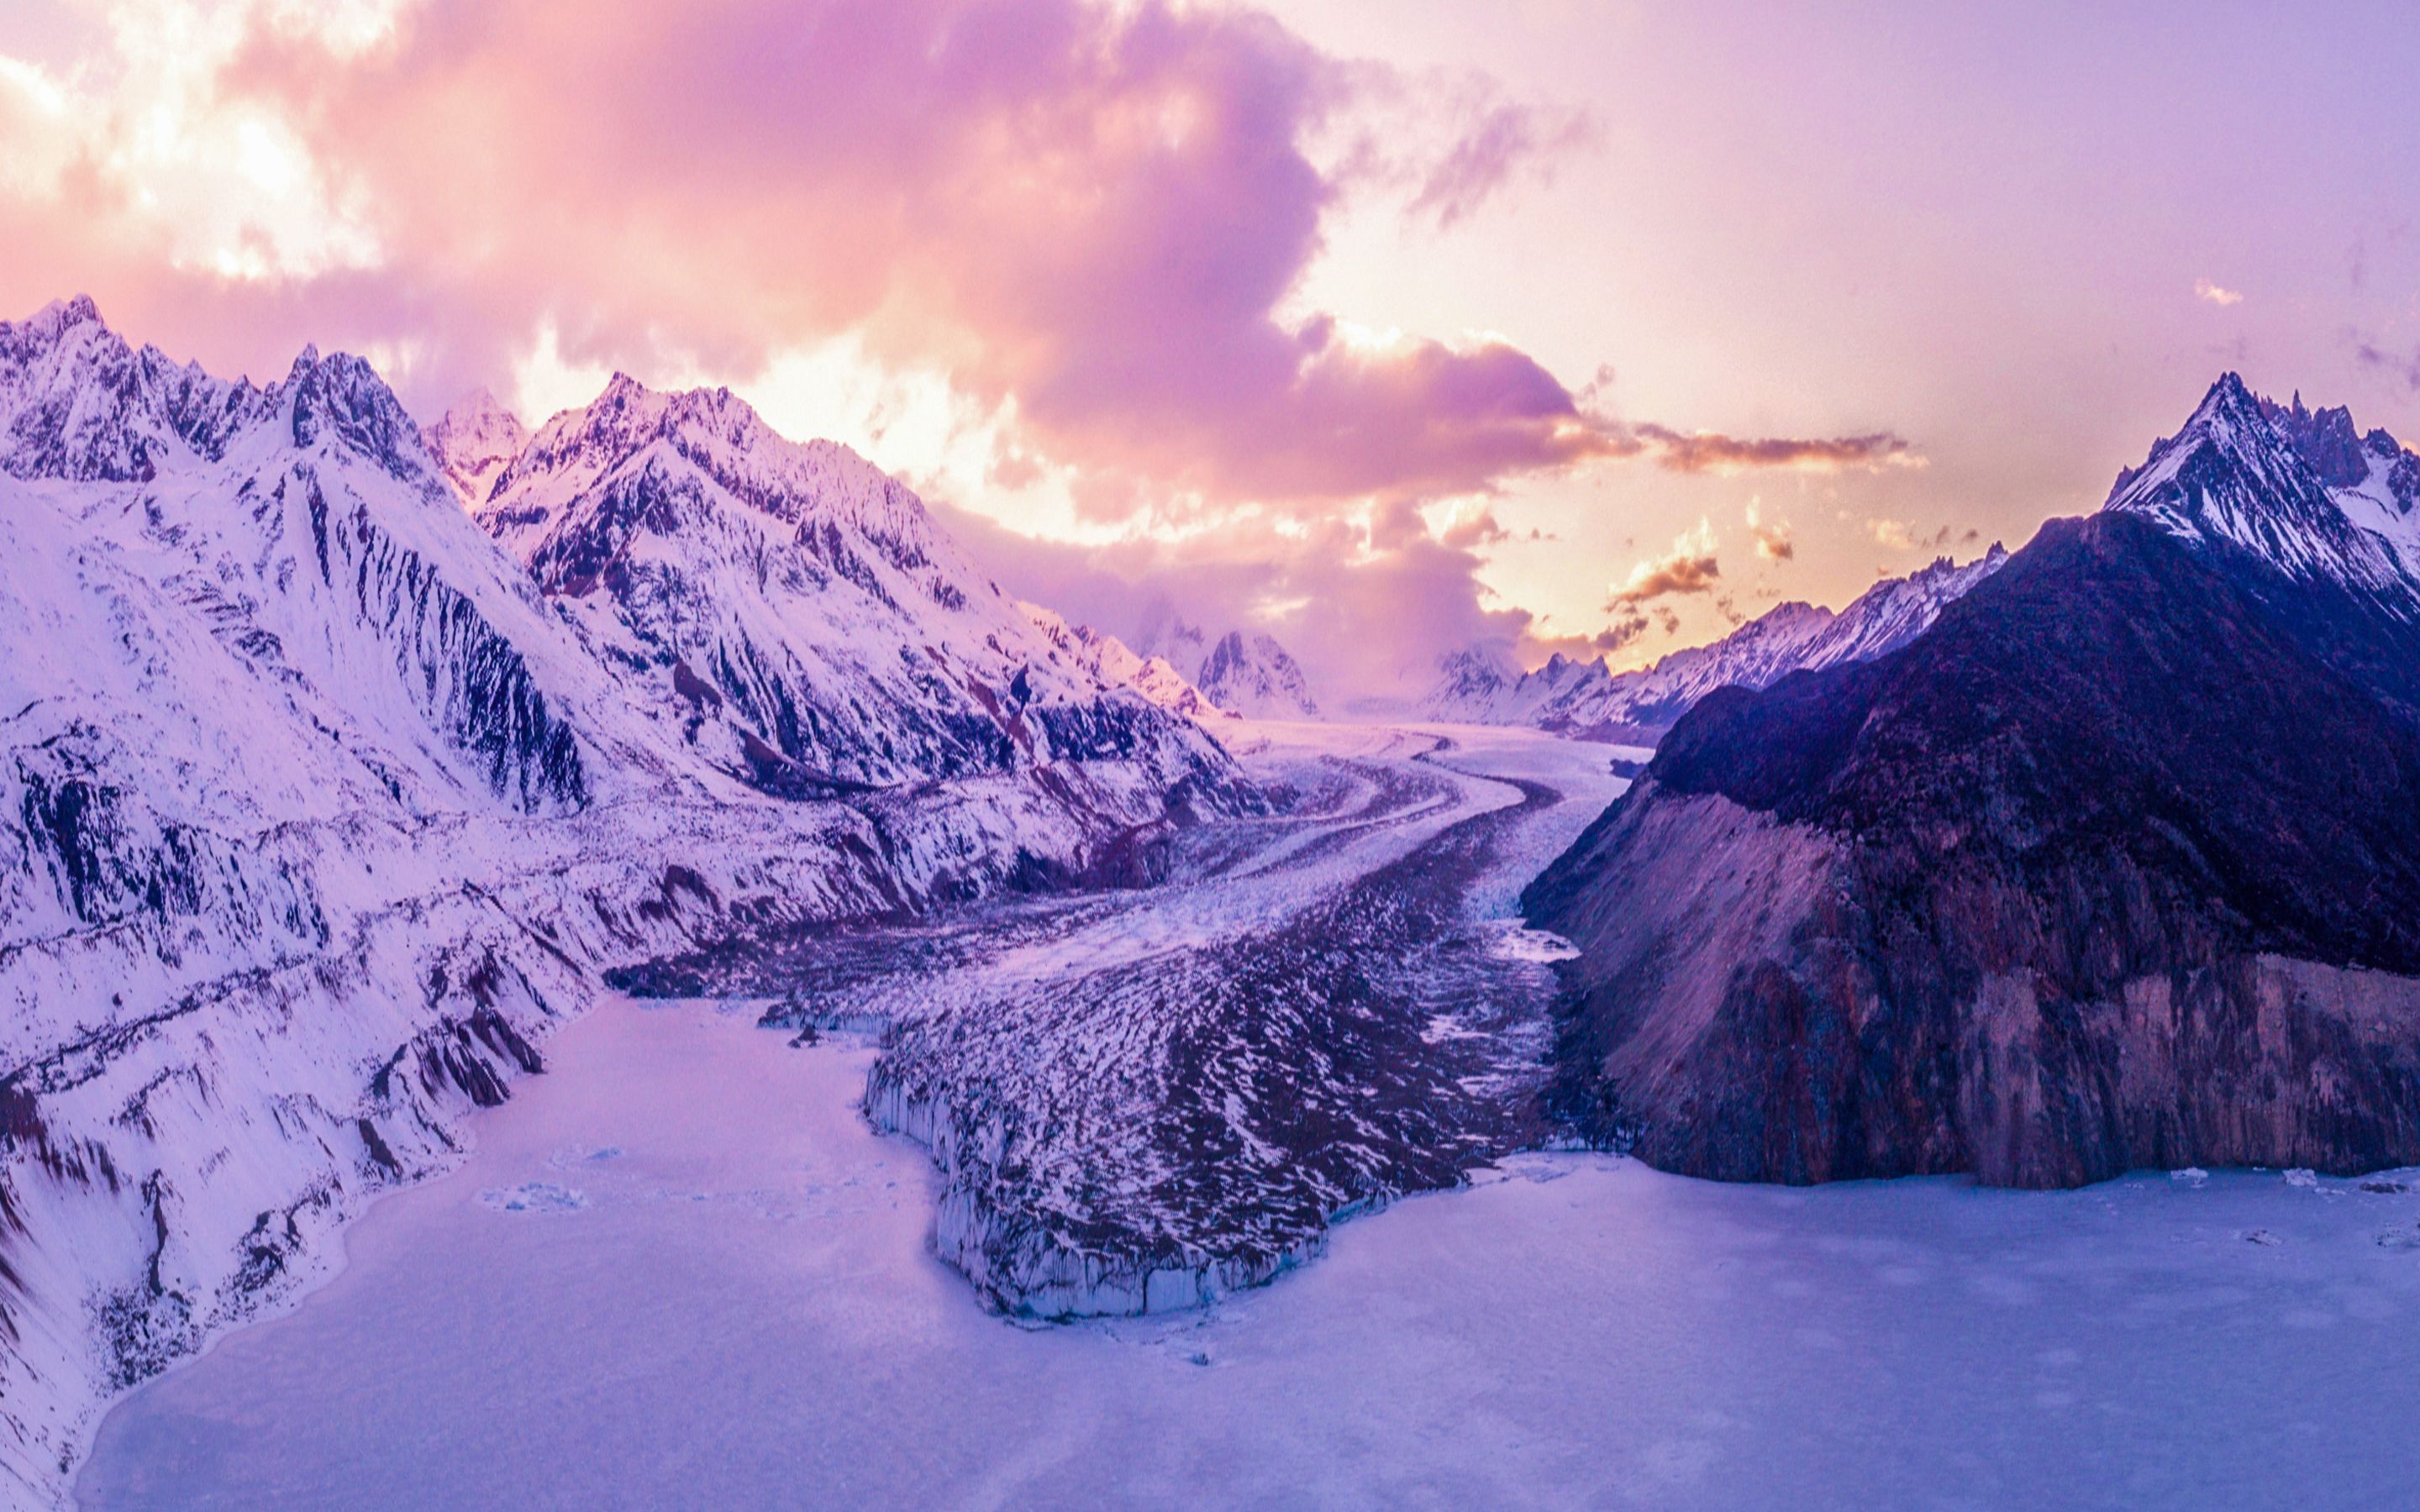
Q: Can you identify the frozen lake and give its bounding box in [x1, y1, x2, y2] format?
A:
[77, 994, 2420, 1509]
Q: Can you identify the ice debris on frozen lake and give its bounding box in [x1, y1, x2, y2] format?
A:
[476, 1184, 588, 1215]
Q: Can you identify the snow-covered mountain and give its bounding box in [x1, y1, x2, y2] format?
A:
[1426, 546, 2008, 738]
[1193, 631, 1319, 718]
[1461, 372, 2420, 749]
[473, 374, 1232, 795]
[2104, 374, 2420, 612]
[0, 297, 1244, 1503]
[0, 294, 261, 482]
[1129, 613, 1319, 719]
[1019, 603, 1226, 722]
[422, 386, 529, 507]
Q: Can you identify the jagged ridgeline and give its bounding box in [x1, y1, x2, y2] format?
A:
[1528, 375, 2420, 1189]
[1425, 545, 2010, 739]
[0, 295, 1246, 1502]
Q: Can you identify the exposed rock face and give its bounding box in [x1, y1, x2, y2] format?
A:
[1528, 380, 2420, 1189]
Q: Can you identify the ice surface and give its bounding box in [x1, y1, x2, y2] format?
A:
[637, 722, 1632, 1319]
[76, 996, 2420, 1510]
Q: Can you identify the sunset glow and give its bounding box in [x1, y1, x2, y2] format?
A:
[2, 0, 2415, 689]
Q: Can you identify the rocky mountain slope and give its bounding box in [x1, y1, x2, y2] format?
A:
[473, 374, 1235, 794]
[1427, 546, 2007, 739]
[0, 297, 1241, 1502]
[1526, 375, 2420, 1189]
[1019, 603, 1226, 722]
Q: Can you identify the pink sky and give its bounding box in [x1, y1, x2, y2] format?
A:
[4, 0, 2417, 699]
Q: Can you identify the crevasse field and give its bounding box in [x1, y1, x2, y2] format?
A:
[74, 989, 2420, 1510]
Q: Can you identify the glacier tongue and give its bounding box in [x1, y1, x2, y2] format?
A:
[624, 725, 1628, 1322]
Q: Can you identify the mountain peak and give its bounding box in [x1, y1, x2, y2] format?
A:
[2260, 391, 2370, 488]
[2106, 375, 2417, 606]
[442, 386, 518, 427]
[284, 348, 439, 482]
[424, 387, 534, 506]
[0, 297, 271, 481]
[2195, 370, 2264, 425]
[26, 293, 103, 341]
[1195, 629, 1319, 718]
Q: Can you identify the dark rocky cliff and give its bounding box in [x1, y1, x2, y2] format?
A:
[1525, 509, 2420, 1187]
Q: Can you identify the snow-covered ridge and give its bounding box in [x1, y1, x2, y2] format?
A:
[422, 387, 529, 507]
[1426, 545, 2009, 738]
[2103, 373, 2420, 610]
[1018, 603, 1227, 722]
[474, 371, 1239, 792]
[0, 295, 1245, 1504]
[0, 296, 266, 482]
[1429, 373, 2420, 748]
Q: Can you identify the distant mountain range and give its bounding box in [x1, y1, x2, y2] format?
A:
[0, 296, 1244, 1498]
[1527, 375, 2420, 1188]
[1135, 615, 1321, 719]
[1425, 546, 2008, 740]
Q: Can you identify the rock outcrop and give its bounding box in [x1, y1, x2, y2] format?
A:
[1528, 379, 2420, 1188]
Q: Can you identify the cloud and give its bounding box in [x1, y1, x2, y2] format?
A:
[1610, 518, 1721, 605]
[1628, 423, 1917, 475]
[0, 0, 1636, 514]
[1403, 98, 1594, 230]
[1745, 498, 1794, 560]
[0, 0, 1932, 703]
[1526, 610, 1649, 661]
[0, 0, 1919, 519]
[1434, 503, 1512, 550]
[2194, 278, 2244, 307]
[1868, 517, 1979, 552]
[2353, 335, 2420, 391]
[1869, 517, 1918, 551]
[927, 489, 1546, 701]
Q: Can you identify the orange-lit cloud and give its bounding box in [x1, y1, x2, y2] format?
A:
[1610, 519, 1721, 605]
[1629, 423, 1918, 475]
[1868, 517, 1980, 552]
[0, 0, 1933, 696]
[1746, 498, 1793, 560]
